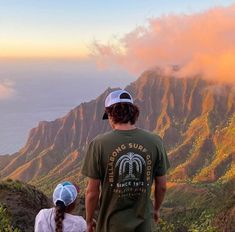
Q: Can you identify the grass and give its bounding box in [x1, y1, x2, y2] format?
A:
[0, 179, 41, 201]
[157, 180, 235, 232]
[0, 204, 21, 232]
[0, 179, 51, 232]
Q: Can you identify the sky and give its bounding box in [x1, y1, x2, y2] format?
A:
[1, 0, 235, 58]
[0, 0, 235, 154]
[94, 2, 235, 84]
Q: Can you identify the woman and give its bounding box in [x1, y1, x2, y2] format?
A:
[35, 181, 86, 232]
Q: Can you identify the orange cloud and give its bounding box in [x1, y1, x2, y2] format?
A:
[93, 4, 235, 84]
[0, 80, 16, 101]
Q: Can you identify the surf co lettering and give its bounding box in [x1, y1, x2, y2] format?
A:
[107, 143, 152, 196]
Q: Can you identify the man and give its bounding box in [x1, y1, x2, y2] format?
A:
[81, 90, 170, 232]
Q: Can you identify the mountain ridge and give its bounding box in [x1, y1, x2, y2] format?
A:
[0, 70, 234, 185]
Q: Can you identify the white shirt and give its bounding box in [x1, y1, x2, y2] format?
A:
[35, 208, 87, 232]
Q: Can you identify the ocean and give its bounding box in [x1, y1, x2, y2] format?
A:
[0, 59, 135, 155]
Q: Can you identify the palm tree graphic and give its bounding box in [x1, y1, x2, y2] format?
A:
[115, 152, 146, 179]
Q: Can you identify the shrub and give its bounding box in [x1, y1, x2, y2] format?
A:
[0, 204, 21, 232]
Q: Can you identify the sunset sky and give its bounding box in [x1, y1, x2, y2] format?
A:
[1, 0, 234, 58]
[0, 0, 235, 154]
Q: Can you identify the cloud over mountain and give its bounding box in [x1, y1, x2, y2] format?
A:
[93, 4, 235, 84]
[0, 80, 16, 101]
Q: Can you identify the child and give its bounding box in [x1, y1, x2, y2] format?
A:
[35, 181, 87, 232]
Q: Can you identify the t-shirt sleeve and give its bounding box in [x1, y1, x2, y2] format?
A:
[72, 217, 87, 232]
[80, 218, 87, 232]
[34, 209, 46, 232]
[81, 138, 102, 179]
[154, 138, 170, 177]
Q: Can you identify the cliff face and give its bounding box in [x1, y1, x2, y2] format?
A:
[128, 72, 235, 183]
[0, 89, 112, 181]
[0, 70, 234, 184]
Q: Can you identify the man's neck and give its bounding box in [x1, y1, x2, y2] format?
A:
[113, 123, 136, 131]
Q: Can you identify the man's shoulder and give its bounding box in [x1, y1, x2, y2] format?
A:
[92, 130, 116, 143]
[137, 128, 163, 144]
[91, 128, 163, 145]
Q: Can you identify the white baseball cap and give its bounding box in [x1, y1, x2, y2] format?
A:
[102, 90, 134, 120]
[53, 181, 78, 206]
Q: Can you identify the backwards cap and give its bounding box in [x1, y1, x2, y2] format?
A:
[53, 181, 78, 206]
[102, 90, 133, 120]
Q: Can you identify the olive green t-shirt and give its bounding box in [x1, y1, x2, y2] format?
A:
[81, 128, 170, 232]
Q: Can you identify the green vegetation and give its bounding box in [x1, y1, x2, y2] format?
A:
[154, 219, 175, 232]
[156, 180, 235, 232]
[0, 179, 50, 232]
[153, 210, 217, 232]
[188, 211, 217, 232]
[0, 204, 21, 232]
[1, 178, 234, 232]
[0, 179, 41, 201]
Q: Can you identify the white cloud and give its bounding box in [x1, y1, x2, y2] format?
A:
[0, 80, 16, 101]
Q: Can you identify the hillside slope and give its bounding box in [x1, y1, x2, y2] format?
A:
[159, 180, 235, 232]
[0, 179, 50, 232]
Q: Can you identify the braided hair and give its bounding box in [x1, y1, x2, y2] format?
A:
[55, 200, 66, 232]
